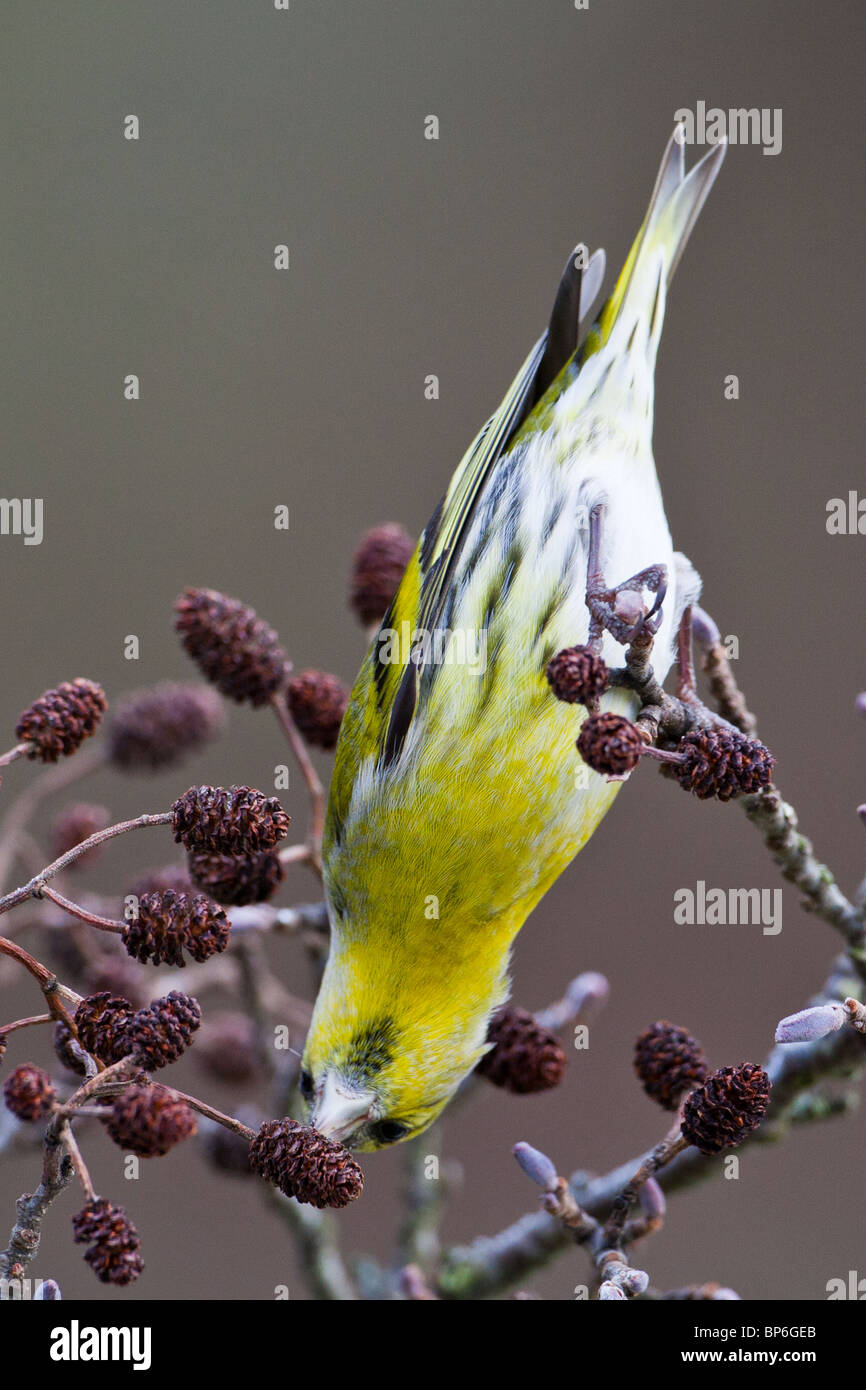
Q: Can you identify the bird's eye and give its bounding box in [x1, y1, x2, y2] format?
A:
[370, 1119, 410, 1146]
[299, 1068, 314, 1101]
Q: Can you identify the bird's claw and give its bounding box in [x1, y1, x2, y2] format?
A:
[586, 564, 668, 648]
[584, 502, 668, 650]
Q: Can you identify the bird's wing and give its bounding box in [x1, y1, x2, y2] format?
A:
[532, 245, 605, 406]
[374, 247, 606, 769]
[326, 243, 606, 852]
[377, 335, 545, 768]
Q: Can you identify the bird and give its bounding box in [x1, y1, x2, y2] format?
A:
[302, 128, 727, 1151]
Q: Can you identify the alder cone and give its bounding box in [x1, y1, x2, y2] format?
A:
[16, 679, 107, 762]
[577, 713, 643, 777]
[350, 523, 414, 626]
[634, 1020, 709, 1110]
[546, 646, 610, 705]
[249, 1118, 364, 1209]
[74, 992, 136, 1064]
[286, 670, 349, 750]
[187, 850, 283, 906]
[3, 1064, 56, 1121]
[103, 1084, 197, 1157]
[72, 1199, 144, 1286]
[174, 588, 288, 706]
[672, 727, 774, 801]
[122, 889, 230, 967]
[108, 683, 225, 770]
[476, 1006, 567, 1094]
[128, 991, 202, 1071]
[171, 785, 290, 856]
[681, 1063, 771, 1154]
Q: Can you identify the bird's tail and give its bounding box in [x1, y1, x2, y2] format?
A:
[580, 128, 727, 366]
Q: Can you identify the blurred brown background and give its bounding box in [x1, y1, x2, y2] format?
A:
[1, 0, 863, 1300]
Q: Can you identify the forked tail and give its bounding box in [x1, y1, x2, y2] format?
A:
[580, 127, 727, 364]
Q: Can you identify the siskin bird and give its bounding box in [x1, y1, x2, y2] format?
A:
[303, 128, 727, 1150]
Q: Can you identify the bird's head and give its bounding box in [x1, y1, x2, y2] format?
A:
[300, 940, 504, 1151]
[300, 1061, 441, 1152]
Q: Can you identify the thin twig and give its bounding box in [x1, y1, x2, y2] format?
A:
[164, 1088, 256, 1141]
[692, 605, 758, 736]
[0, 811, 173, 917]
[741, 787, 865, 955]
[279, 842, 316, 867]
[0, 1058, 140, 1278]
[0, 746, 104, 892]
[603, 1126, 688, 1247]
[691, 607, 864, 953]
[396, 1127, 447, 1275]
[0, 1011, 53, 1038]
[233, 935, 280, 1079]
[39, 884, 124, 934]
[270, 694, 324, 874]
[0, 744, 28, 769]
[62, 1123, 96, 1203]
[0, 936, 80, 1029]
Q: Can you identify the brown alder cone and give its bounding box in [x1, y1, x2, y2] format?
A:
[16, 679, 107, 762]
[3, 1064, 56, 1120]
[187, 850, 283, 906]
[476, 1006, 567, 1093]
[171, 785, 290, 856]
[128, 992, 202, 1071]
[72, 1199, 144, 1285]
[681, 1063, 771, 1154]
[577, 712, 643, 777]
[108, 682, 225, 770]
[74, 992, 136, 1064]
[350, 523, 414, 626]
[122, 889, 230, 967]
[634, 1020, 709, 1111]
[286, 670, 350, 750]
[669, 727, 775, 801]
[103, 1084, 197, 1157]
[174, 588, 289, 706]
[249, 1117, 364, 1209]
[546, 645, 610, 705]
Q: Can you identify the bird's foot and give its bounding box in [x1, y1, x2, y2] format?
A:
[675, 602, 700, 704]
[585, 504, 668, 649]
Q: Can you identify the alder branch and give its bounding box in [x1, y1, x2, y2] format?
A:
[0, 1122, 75, 1279]
[437, 951, 866, 1299]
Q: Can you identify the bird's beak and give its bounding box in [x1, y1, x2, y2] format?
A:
[312, 1073, 374, 1145]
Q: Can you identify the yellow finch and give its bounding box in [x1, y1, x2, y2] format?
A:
[303, 129, 727, 1150]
